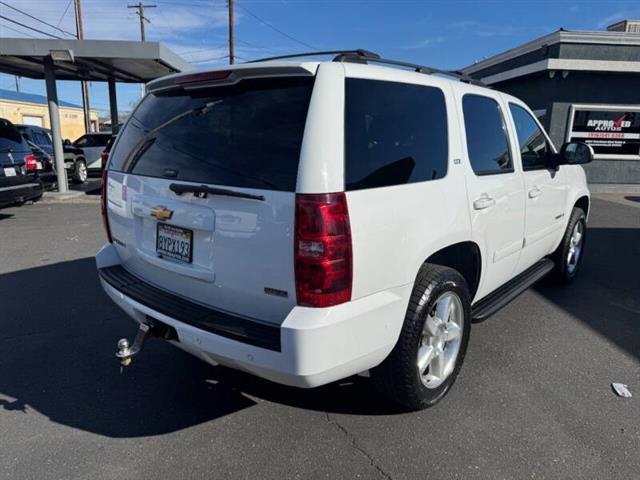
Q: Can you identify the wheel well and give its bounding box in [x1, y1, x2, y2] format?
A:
[575, 196, 589, 217]
[426, 242, 481, 299]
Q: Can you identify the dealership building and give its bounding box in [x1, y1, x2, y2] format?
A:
[461, 20, 640, 191]
[0, 88, 99, 140]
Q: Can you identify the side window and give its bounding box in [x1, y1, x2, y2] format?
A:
[75, 135, 90, 146]
[509, 104, 551, 171]
[345, 79, 448, 190]
[462, 95, 513, 175]
[96, 136, 111, 147]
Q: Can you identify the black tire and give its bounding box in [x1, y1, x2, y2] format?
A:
[72, 159, 87, 184]
[551, 207, 587, 283]
[371, 264, 471, 410]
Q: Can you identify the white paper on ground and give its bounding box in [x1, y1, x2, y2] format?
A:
[612, 383, 632, 398]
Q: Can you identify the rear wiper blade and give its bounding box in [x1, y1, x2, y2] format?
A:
[169, 183, 265, 201]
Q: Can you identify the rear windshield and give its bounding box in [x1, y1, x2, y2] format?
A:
[109, 76, 314, 191]
[0, 119, 28, 151]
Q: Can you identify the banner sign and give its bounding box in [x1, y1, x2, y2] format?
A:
[569, 108, 640, 157]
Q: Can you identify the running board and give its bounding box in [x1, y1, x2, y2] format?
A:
[472, 258, 554, 322]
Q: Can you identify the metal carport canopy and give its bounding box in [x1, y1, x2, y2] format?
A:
[0, 38, 192, 193]
[0, 37, 192, 82]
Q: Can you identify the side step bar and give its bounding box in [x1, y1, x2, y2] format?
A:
[472, 258, 554, 322]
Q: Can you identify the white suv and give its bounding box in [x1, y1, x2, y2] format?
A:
[96, 50, 592, 410]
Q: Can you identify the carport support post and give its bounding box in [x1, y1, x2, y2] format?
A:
[108, 79, 118, 134]
[44, 56, 68, 193]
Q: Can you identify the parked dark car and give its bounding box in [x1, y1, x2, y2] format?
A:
[25, 140, 56, 189]
[16, 124, 54, 156]
[16, 124, 93, 184]
[0, 118, 43, 207]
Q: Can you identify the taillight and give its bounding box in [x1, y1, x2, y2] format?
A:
[294, 193, 352, 307]
[101, 169, 112, 243]
[175, 70, 231, 85]
[24, 154, 37, 170]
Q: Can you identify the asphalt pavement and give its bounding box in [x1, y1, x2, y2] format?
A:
[0, 195, 638, 479]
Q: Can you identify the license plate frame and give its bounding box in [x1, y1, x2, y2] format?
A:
[156, 223, 193, 264]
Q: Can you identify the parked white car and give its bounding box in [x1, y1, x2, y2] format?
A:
[96, 50, 592, 410]
[64, 132, 112, 182]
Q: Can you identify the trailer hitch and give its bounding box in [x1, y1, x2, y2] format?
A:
[116, 322, 153, 368]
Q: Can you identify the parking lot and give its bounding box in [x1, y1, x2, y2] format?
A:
[0, 194, 638, 479]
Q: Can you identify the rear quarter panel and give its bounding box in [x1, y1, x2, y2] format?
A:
[341, 66, 472, 299]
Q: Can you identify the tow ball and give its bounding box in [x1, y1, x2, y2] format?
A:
[116, 322, 154, 368]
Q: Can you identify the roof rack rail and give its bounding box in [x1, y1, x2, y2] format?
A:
[247, 49, 380, 63]
[247, 49, 485, 86]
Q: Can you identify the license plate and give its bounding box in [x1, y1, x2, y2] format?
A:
[3, 167, 16, 177]
[156, 223, 193, 263]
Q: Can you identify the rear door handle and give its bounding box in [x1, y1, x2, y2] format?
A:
[528, 186, 542, 199]
[473, 195, 496, 210]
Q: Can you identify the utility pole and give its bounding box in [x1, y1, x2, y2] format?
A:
[74, 0, 92, 133]
[228, 0, 234, 64]
[128, 2, 156, 42]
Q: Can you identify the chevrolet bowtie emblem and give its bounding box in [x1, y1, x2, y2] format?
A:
[150, 206, 173, 221]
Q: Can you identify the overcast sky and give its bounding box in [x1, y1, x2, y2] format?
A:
[1, 0, 639, 122]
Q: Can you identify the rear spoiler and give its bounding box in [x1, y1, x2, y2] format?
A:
[147, 64, 317, 94]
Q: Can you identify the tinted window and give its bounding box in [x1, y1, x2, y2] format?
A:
[41, 131, 52, 146]
[109, 76, 314, 191]
[462, 95, 512, 175]
[75, 134, 109, 147]
[509, 104, 551, 170]
[34, 132, 48, 146]
[345, 79, 448, 190]
[93, 135, 111, 147]
[74, 135, 91, 146]
[0, 118, 29, 152]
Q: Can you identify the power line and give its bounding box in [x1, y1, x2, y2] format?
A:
[237, 38, 268, 50]
[0, 1, 76, 37]
[0, 21, 37, 38]
[0, 14, 61, 38]
[193, 54, 229, 64]
[236, 2, 318, 50]
[56, 0, 74, 29]
[180, 46, 227, 56]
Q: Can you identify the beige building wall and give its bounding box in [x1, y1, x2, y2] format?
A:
[0, 99, 99, 141]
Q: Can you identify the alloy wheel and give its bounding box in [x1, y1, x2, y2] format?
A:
[417, 291, 464, 389]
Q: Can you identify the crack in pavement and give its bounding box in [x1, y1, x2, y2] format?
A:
[325, 412, 393, 480]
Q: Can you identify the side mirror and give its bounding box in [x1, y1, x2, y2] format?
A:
[557, 142, 594, 166]
[63, 139, 71, 145]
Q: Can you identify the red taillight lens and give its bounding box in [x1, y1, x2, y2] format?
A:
[24, 154, 37, 170]
[295, 193, 352, 307]
[175, 70, 231, 85]
[101, 169, 112, 243]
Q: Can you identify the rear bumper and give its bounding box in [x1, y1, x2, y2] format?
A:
[96, 243, 410, 388]
[0, 180, 43, 206]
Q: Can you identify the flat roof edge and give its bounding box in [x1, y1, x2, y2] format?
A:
[461, 30, 640, 75]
